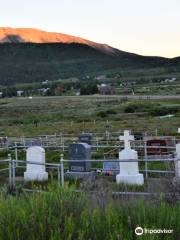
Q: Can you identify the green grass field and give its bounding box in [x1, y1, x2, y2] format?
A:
[0, 96, 180, 137]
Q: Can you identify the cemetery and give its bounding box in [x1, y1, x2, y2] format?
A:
[0, 96, 180, 239]
[0, 129, 179, 238]
[0, 129, 179, 191]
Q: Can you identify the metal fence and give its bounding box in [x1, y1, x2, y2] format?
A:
[0, 153, 177, 190]
[0, 134, 179, 152]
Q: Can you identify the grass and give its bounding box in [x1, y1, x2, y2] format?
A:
[0, 183, 179, 240]
[0, 96, 180, 137]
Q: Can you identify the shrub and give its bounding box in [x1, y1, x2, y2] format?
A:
[124, 103, 153, 113]
[96, 109, 117, 118]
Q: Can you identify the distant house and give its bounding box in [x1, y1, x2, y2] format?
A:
[38, 88, 50, 94]
[17, 90, 24, 97]
[97, 84, 115, 95]
[42, 80, 49, 85]
[95, 75, 107, 81]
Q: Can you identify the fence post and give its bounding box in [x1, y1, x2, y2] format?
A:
[144, 140, 148, 179]
[60, 153, 64, 187]
[15, 142, 18, 167]
[58, 164, 60, 185]
[62, 137, 65, 152]
[60, 134, 65, 152]
[8, 154, 12, 188]
[12, 159, 16, 188]
[96, 137, 99, 151]
[175, 143, 180, 179]
[22, 136, 25, 147]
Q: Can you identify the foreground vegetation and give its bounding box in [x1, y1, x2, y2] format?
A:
[0, 183, 179, 240]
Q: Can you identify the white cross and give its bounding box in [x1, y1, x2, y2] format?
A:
[119, 130, 134, 149]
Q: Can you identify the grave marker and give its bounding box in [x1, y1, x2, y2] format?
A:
[79, 133, 92, 145]
[24, 146, 48, 181]
[116, 130, 144, 185]
[69, 143, 91, 172]
[147, 139, 168, 155]
[103, 161, 119, 175]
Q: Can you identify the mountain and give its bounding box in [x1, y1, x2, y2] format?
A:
[0, 27, 179, 86]
[0, 27, 119, 55]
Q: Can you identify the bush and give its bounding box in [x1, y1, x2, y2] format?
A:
[150, 106, 179, 116]
[124, 103, 153, 113]
[96, 109, 117, 118]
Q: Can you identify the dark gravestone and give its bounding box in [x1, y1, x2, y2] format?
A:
[103, 162, 119, 175]
[134, 132, 143, 141]
[69, 143, 91, 172]
[79, 133, 92, 145]
[147, 139, 167, 155]
[25, 139, 42, 147]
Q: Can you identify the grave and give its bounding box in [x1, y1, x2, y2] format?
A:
[116, 130, 144, 185]
[103, 161, 119, 175]
[134, 132, 143, 141]
[24, 146, 48, 181]
[65, 143, 95, 180]
[69, 143, 91, 172]
[78, 133, 92, 145]
[147, 139, 168, 155]
[25, 139, 42, 147]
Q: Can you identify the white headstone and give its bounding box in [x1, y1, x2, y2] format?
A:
[24, 146, 48, 181]
[116, 130, 144, 185]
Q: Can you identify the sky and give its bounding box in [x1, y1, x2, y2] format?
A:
[1, 0, 180, 58]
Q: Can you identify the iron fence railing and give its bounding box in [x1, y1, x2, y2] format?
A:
[0, 155, 178, 189]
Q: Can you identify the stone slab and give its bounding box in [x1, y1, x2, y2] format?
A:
[116, 173, 144, 185]
[65, 171, 95, 181]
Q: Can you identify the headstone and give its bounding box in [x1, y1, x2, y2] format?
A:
[134, 132, 143, 141]
[147, 139, 167, 155]
[25, 139, 42, 147]
[79, 133, 92, 145]
[66, 143, 95, 180]
[68, 143, 91, 172]
[116, 130, 144, 185]
[103, 161, 119, 175]
[24, 146, 48, 181]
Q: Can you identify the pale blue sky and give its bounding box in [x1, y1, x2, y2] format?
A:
[1, 0, 180, 57]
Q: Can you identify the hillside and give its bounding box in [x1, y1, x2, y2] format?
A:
[0, 28, 179, 86]
[0, 27, 119, 55]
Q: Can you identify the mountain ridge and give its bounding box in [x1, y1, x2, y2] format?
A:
[0, 27, 179, 86]
[0, 27, 122, 56]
